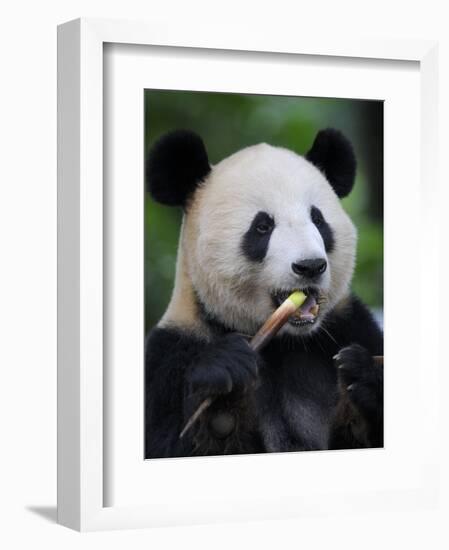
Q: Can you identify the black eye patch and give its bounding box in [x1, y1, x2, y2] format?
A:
[311, 206, 335, 253]
[241, 211, 275, 262]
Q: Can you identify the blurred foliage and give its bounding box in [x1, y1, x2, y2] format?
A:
[145, 91, 383, 331]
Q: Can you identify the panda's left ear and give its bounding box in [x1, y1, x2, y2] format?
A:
[306, 128, 356, 198]
[146, 130, 211, 207]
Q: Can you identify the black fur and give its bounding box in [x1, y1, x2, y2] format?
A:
[311, 205, 335, 253]
[333, 344, 383, 447]
[306, 129, 356, 198]
[241, 211, 275, 262]
[146, 130, 211, 207]
[145, 294, 383, 457]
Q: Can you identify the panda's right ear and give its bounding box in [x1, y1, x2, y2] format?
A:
[146, 130, 211, 207]
[305, 128, 356, 198]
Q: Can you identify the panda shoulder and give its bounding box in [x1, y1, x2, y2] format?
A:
[333, 294, 383, 355]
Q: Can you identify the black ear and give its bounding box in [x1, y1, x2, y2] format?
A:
[306, 128, 356, 198]
[146, 130, 211, 207]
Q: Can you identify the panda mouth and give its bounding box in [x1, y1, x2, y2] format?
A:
[271, 287, 321, 327]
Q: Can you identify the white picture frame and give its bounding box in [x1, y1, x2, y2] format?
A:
[57, 17, 440, 531]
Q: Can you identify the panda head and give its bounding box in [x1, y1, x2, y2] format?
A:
[147, 128, 357, 337]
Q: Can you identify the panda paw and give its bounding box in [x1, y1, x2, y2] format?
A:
[187, 333, 259, 407]
[334, 344, 383, 423]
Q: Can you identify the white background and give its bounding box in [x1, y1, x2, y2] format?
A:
[1, 0, 448, 548]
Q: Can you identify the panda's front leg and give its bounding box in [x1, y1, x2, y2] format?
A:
[331, 344, 384, 448]
[184, 333, 261, 455]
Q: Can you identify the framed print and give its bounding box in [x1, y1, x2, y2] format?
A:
[57, 18, 440, 531]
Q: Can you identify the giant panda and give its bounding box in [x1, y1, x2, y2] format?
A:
[144, 128, 383, 458]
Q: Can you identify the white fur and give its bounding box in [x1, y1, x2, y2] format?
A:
[161, 143, 357, 337]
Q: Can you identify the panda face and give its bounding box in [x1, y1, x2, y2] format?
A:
[184, 143, 357, 336]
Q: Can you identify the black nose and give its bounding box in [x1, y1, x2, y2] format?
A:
[291, 258, 327, 279]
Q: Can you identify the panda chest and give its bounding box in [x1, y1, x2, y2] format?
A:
[257, 350, 339, 452]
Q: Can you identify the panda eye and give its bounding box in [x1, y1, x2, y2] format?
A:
[256, 222, 272, 235]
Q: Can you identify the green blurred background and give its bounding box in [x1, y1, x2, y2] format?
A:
[145, 90, 383, 332]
